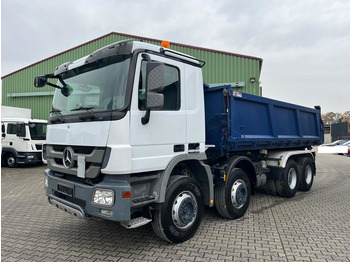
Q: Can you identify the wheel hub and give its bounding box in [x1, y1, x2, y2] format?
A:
[7, 157, 15, 167]
[305, 165, 312, 184]
[288, 168, 297, 189]
[172, 192, 197, 229]
[231, 179, 248, 208]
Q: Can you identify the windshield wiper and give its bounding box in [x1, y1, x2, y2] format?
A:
[71, 106, 103, 121]
[50, 108, 62, 115]
[50, 115, 65, 124]
[71, 106, 96, 112]
[34, 136, 46, 140]
[49, 108, 65, 123]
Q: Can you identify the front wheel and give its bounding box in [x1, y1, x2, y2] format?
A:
[151, 175, 203, 243]
[215, 168, 251, 219]
[6, 153, 17, 168]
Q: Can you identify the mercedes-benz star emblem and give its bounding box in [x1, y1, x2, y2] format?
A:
[63, 147, 74, 169]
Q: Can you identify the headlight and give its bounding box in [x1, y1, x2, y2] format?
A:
[45, 176, 48, 188]
[92, 189, 115, 207]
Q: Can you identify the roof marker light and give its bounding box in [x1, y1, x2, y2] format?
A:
[161, 41, 170, 49]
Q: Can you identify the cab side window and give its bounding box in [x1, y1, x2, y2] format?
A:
[139, 60, 180, 111]
[7, 124, 16, 134]
[7, 123, 26, 137]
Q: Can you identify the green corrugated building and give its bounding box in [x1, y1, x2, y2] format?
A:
[1, 32, 263, 119]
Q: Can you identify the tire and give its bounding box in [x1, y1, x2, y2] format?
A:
[298, 158, 314, 191]
[215, 168, 251, 219]
[6, 153, 18, 168]
[276, 160, 298, 198]
[151, 175, 204, 243]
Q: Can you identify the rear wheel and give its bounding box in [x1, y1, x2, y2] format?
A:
[151, 175, 203, 243]
[276, 160, 298, 198]
[215, 168, 251, 219]
[298, 158, 314, 191]
[6, 153, 17, 168]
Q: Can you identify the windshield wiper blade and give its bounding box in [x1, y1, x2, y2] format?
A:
[49, 108, 65, 123]
[71, 106, 95, 112]
[71, 106, 104, 121]
[50, 116, 65, 124]
[50, 108, 62, 114]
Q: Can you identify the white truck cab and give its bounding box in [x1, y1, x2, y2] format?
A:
[2, 117, 47, 167]
[35, 40, 210, 243]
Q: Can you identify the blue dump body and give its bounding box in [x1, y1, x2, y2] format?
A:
[204, 85, 324, 155]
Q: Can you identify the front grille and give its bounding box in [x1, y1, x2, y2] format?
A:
[46, 144, 106, 178]
[52, 145, 95, 154]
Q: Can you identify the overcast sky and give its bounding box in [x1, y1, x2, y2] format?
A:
[2, 0, 350, 113]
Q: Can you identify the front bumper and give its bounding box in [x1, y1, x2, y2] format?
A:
[17, 152, 42, 164]
[45, 169, 131, 221]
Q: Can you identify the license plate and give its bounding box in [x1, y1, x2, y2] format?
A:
[58, 184, 73, 197]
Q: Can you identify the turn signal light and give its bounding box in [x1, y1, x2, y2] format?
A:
[161, 41, 170, 49]
[122, 191, 131, 199]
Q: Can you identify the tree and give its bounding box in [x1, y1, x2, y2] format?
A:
[322, 112, 343, 124]
[321, 111, 349, 124]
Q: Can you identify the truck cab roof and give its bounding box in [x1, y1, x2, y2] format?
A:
[54, 40, 202, 75]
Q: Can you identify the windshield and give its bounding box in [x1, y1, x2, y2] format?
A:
[51, 54, 131, 117]
[29, 123, 47, 140]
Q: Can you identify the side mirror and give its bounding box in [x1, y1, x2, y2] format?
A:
[141, 62, 165, 125]
[16, 124, 22, 137]
[34, 75, 48, 88]
[34, 74, 72, 97]
[61, 84, 73, 97]
[16, 124, 24, 137]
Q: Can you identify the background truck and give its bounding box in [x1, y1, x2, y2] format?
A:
[34, 40, 323, 243]
[1, 106, 47, 167]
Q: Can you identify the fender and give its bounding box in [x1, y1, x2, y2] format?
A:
[226, 155, 257, 184]
[2, 147, 20, 158]
[267, 150, 314, 168]
[155, 153, 214, 207]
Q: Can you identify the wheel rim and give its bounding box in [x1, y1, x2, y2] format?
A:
[172, 191, 197, 229]
[305, 165, 312, 184]
[288, 168, 297, 189]
[7, 156, 16, 167]
[231, 179, 248, 209]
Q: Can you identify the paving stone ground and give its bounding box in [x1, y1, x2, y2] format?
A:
[2, 152, 350, 261]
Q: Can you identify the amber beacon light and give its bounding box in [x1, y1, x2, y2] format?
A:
[161, 41, 170, 49]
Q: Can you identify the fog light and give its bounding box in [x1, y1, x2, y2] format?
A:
[100, 209, 113, 216]
[92, 189, 115, 207]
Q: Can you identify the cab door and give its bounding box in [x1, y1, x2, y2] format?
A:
[2, 122, 30, 152]
[129, 53, 187, 173]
